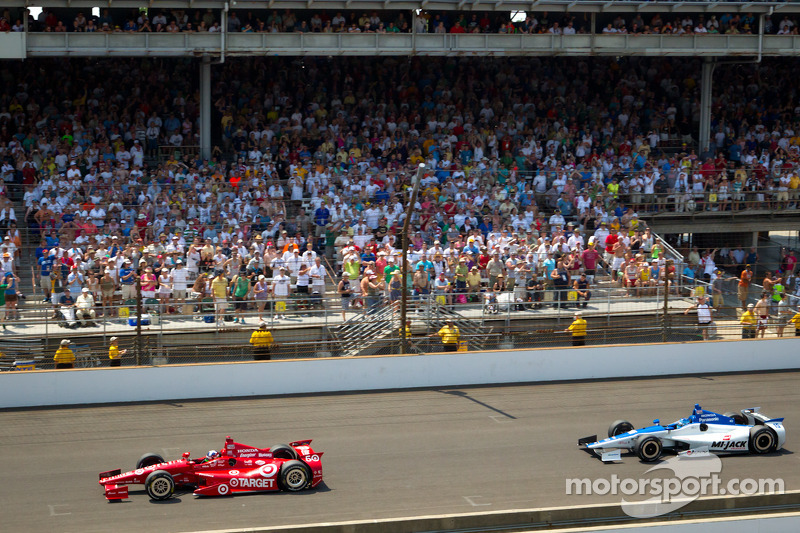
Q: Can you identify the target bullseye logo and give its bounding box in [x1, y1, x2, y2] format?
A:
[218, 484, 229, 495]
[229, 478, 239, 487]
[260, 464, 278, 477]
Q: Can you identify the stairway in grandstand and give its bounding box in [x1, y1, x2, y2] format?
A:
[330, 298, 492, 358]
[330, 303, 399, 358]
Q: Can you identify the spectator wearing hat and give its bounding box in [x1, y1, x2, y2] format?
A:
[170, 259, 190, 312]
[564, 312, 587, 346]
[249, 321, 274, 361]
[466, 265, 482, 301]
[271, 267, 291, 320]
[119, 259, 136, 301]
[253, 275, 270, 321]
[0, 250, 14, 275]
[75, 287, 97, 327]
[108, 336, 127, 367]
[308, 256, 328, 305]
[740, 303, 757, 339]
[54, 339, 75, 369]
[434, 319, 460, 352]
[361, 269, 383, 314]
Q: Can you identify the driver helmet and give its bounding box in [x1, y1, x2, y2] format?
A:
[207, 449, 219, 459]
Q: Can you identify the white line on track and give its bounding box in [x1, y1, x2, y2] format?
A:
[48, 504, 71, 516]
[463, 495, 491, 507]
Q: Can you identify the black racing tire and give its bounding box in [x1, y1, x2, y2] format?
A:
[634, 435, 663, 462]
[270, 444, 298, 460]
[278, 460, 312, 492]
[723, 412, 748, 425]
[145, 470, 175, 500]
[137, 453, 165, 470]
[608, 420, 634, 438]
[749, 426, 776, 454]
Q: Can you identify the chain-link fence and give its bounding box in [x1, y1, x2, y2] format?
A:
[2, 276, 797, 371]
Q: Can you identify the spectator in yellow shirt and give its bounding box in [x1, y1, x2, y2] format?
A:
[740, 303, 757, 339]
[565, 312, 587, 346]
[54, 339, 75, 369]
[249, 321, 274, 360]
[435, 319, 460, 352]
[790, 308, 800, 337]
[211, 271, 229, 327]
[400, 319, 412, 339]
[108, 336, 127, 367]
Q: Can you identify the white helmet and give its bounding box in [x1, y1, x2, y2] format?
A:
[207, 449, 219, 459]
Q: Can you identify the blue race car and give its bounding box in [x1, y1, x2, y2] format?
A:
[578, 404, 786, 462]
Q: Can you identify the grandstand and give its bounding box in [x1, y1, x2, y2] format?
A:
[0, 1, 798, 368]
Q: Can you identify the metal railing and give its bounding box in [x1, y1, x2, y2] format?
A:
[0, 279, 700, 363]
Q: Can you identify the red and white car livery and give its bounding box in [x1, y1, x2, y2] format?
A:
[99, 436, 323, 501]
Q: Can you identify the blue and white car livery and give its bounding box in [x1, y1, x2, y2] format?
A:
[578, 404, 786, 462]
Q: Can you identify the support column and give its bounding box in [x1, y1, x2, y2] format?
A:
[200, 56, 211, 161]
[699, 57, 715, 156]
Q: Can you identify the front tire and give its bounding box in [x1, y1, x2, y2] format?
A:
[270, 444, 298, 460]
[608, 420, 634, 438]
[145, 470, 175, 500]
[137, 453, 165, 470]
[278, 460, 312, 492]
[749, 426, 776, 454]
[635, 435, 663, 462]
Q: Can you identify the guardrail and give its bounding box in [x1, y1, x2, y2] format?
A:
[3, 283, 797, 370]
[22, 32, 800, 57]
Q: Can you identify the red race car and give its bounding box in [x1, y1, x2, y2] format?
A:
[99, 436, 323, 501]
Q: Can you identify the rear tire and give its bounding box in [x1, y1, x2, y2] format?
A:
[145, 470, 175, 500]
[635, 435, 663, 462]
[137, 453, 165, 470]
[608, 420, 634, 438]
[749, 426, 776, 454]
[278, 460, 312, 492]
[723, 412, 747, 425]
[270, 444, 298, 460]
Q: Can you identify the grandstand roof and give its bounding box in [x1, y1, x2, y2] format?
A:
[15, 1, 800, 15]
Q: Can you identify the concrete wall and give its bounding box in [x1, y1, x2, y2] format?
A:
[2, 338, 798, 409]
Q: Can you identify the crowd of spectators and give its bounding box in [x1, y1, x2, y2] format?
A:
[5, 7, 800, 36]
[0, 55, 799, 327]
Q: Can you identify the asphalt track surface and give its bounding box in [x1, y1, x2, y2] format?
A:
[2, 371, 799, 533]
